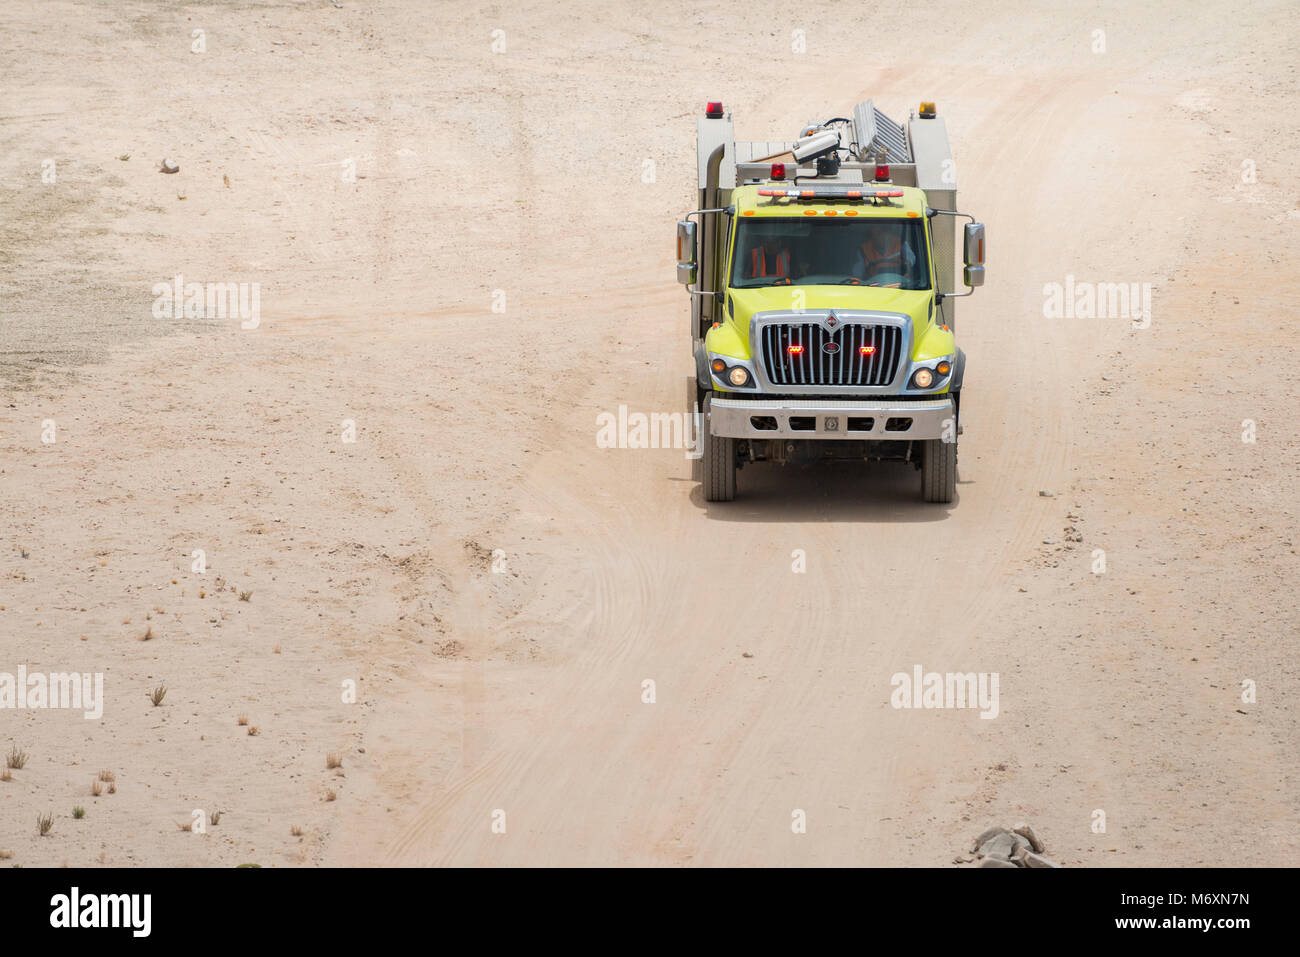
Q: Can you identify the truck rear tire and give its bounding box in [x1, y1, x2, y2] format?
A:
[921, 438, 956, 504]
[702, 394, 736, 502]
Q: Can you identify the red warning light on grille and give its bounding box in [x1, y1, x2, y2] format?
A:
[788, 345, 804, 355]
[859, 346, 876, 355]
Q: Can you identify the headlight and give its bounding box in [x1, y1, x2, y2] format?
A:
[728, 367, 751, 387]
[913, 368, 934, 389]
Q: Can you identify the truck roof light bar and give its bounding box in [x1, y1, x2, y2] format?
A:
[757, 187, 904, 200]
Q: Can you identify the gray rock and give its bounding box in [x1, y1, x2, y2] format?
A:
[1039, 489, 1054, 497]
[979, 832, 1020, 861]
[979, 857, 1018, 868]
[1021, 851, 1060, 868]
[1013, 822, 1045, 853]
[972, 826, 1011, 853]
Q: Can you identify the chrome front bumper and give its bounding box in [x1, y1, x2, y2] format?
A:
[709, 396, 954, 441]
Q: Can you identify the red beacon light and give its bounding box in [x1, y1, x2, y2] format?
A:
[787, 344, 805, 355]
[874, 164, 890, 182]
[859, 345, 876, 356]
[705, 101, 724, 118]
[770, 162, 786, 180]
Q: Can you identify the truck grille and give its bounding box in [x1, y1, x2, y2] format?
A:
[759, 323, 903, 388]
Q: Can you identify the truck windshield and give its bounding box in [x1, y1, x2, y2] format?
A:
[730, 217, 930, 290]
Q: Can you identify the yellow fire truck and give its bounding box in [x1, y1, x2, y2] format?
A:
[678, 100, 986, 503]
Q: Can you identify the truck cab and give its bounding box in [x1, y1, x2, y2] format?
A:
[678, 101, 986, 503]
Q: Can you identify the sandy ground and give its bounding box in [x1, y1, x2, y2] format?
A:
[1, 0, 1297, 866]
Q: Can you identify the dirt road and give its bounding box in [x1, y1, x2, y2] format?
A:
[2, 1, 1296, 866]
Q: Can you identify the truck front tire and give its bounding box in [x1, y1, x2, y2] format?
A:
[921, 437, 956, 504]
[702, 394, 736, 502]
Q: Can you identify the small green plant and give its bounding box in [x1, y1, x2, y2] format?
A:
[149, 684, 167, 707]
[210, 809, 222, 825]
[238, 590, 252, 602]
[6, 746, 27, 770]
[37, 812, 53, 836]
[325, 752, 342, 769]
[72, 807, 85, 819]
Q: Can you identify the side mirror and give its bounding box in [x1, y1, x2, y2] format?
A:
[963, 222, 985, 266]
[676, 220, 697, 285]
[963, 222, 985, 287]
